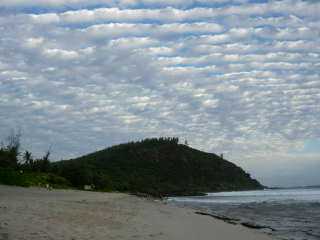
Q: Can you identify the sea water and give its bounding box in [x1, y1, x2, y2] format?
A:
[168, 188, 320, 240]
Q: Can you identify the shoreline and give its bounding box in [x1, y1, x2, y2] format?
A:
[0, 185, 274, 240]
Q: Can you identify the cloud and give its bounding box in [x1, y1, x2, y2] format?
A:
[23, 37, 44, 48]
[30, 13, 60, 24]
[82, 22, 223, 39]
[0, 0, 108, 7]
[0, 0, 246, 9]
[42, 48, 80, 59]
[0, 0, 319, 186]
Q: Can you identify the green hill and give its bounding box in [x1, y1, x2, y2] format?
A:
[51, 138, 263, 197]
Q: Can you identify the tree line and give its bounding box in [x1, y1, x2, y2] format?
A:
[0, 130, 51, 172]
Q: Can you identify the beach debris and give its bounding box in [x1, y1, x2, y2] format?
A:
[241, 222, 275, 231]
[194, 211, 276, 232]
[194, 211, 239, 224]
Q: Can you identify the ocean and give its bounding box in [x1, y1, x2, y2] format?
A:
[168, 188, 320, 240]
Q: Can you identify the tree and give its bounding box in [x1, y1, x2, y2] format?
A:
[41, 149, 51, 172]
[23, 151, 33, 165]
[22, 150, 34, 170]
[0, 129, 21, 168]
[43, 149, 50, 162]
[30, 149, 51, 172]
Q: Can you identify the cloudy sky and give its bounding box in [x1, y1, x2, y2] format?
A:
[0, 0, 319, 187]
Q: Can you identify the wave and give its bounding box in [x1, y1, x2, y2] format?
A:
[168, 188, 320, 240]
[169, 188, 320, 204]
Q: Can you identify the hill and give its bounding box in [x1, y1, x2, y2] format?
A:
[51, 138, 263, 197]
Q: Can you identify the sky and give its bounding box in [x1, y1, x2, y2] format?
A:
[0, 0, 319, 187]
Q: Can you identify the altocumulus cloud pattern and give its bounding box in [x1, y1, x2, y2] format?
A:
[0, 0, 319, 186]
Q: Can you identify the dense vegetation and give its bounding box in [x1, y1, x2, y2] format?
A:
[0, 132, 263, 197]
[52, 137, 263, 196]
[0, 131, 70, 188]
[0, 168, 70, 188]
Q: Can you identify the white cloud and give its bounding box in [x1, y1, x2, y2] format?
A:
[42, 48, 79, 59]
[0, 0, 107, 7]
[0, 0, 319, 187]
[82, 22, 223, 39]
[23, 37, 44, 48]
[30, 13, 60, 24]
[0, 0, 247, 8]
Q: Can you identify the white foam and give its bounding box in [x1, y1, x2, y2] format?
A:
[169, 188, 320, 204]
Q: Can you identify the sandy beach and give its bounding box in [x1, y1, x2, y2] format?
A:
[0, 185, 273, 240]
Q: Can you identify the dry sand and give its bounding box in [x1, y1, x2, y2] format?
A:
[0, 185, 273, 240]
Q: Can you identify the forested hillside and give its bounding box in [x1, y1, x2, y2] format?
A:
[51, 138, 263, 196]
